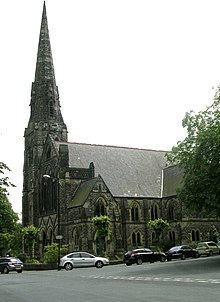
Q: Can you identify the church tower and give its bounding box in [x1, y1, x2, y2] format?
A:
[22, 2, 68, 226]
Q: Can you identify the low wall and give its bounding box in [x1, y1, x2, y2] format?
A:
[24, 260, 123, 271]
[24, 263, 58, 271]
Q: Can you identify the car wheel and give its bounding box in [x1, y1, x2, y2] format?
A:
[17, 270, 22, 273]
[64, 262, 73, 270]
[209, 251, 213, 256]
[3, 267, 9, 274]
[181, 254, 186, 260]
[160, 255, 166, 262]
[125, 263, 132, 266]
[95, 260, 104, 268]
[136, 258, 143, 265]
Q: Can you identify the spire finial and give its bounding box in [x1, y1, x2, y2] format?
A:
[34, 1, 56, 83]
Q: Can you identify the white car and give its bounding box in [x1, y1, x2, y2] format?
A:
[60, 252, 109, 270]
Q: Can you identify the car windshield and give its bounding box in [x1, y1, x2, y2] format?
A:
[169, 246, 182, 251]
[9, 258, 21, 262]
[197, 243, 205, 248]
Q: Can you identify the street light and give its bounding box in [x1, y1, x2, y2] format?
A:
[43, 174, 62, 271]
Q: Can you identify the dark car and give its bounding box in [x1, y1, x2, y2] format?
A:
[0, 257, 23, 274]
[166, 245, 199, 261]
[123, 248, 166, 266]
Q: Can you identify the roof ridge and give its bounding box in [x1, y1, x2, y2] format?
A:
[55, 140, 167, 152]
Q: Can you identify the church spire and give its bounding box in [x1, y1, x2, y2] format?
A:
[27, 1, 67, 141]
[34, 1, 56, 83]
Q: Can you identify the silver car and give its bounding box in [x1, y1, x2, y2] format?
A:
[60, 252, 109, 270]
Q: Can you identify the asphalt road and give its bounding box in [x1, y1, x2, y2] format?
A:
[1, 255, 220, 302]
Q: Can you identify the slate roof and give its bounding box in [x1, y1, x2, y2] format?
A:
[56, 142, 167, 198]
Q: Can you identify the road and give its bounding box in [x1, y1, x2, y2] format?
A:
[1, 255, 220, 302]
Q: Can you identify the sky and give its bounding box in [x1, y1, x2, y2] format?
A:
[1, 0, 220, 217]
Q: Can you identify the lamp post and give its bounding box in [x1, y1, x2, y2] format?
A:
[43, 174, 62, 271]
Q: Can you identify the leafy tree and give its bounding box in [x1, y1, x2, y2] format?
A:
[0, 162, 18, 255]
[166, 94, 220, 216]
[148, 218, 169, 245]
[92, 215, 111, 256]
[23, 225, 40, 258]
[44, 243, 69, 263]
[0, 162, 15, 196]
[209, 225, 219, 242]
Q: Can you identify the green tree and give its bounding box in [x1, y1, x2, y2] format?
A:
[209, 225, 219, 242]
[23, 225, 40, 259]
[0, 162, 15, 196]
[148, 218, 169, 246]
[92, 215, 111, 256]
[44, 243, 69, 263]
[0, 162, 19, 255]
[166, 93, 220, 216]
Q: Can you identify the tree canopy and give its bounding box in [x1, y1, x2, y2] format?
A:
[0, 162, 19, 255]
[148, 218, 169, 243]
[92, 215, 111, 239]
[166, 92, 220, 216]
[0, 162, 18, 232]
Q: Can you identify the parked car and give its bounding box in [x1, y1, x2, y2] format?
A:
[196, 241, 220, 256]
[0, 257, 23, 274]
[123, 248, 166, 266]
[60, 252, 109, 270]
[166, 245, 199, 261]
[217, 241, 220, 247]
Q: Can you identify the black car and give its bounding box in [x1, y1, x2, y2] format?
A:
[166, 245, 199, 261]
[0, 257, 23, 274]
[123, 248, 166, 266]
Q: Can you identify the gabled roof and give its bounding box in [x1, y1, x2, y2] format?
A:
[55, 141, 167, 198]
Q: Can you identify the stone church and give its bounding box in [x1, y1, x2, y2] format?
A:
[22, 2, 220, 257]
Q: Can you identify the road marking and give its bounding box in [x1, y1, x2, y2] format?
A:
[83, 275, 220, 284]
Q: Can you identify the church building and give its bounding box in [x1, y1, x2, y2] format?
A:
[22, 2, 220, 258]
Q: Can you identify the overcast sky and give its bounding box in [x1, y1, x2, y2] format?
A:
[1, 0, 220, 216]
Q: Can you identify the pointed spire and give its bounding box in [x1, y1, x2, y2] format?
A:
[27, 2, 68, 142]
[34, 1, 56, 83]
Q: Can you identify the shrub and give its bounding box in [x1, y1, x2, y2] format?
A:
[43, 243, 69, 263]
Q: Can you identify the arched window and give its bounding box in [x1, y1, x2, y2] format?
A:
[167, 204, 174, 220]
[137, 232, 141, 245]
[192, 230, 200, 242]
[169, 231, 176, 242]
[132, 232, 136, 245]
[132, 232, 141, 246]
[47, 229, 53, 245]
[41, 176, 58, 214]
[42, 231, 47, 246]
[72, 229, 79, 247]
[95, 198, 105, 216]
[131, 204, 139, 221]
[150, 204, 159, 220]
